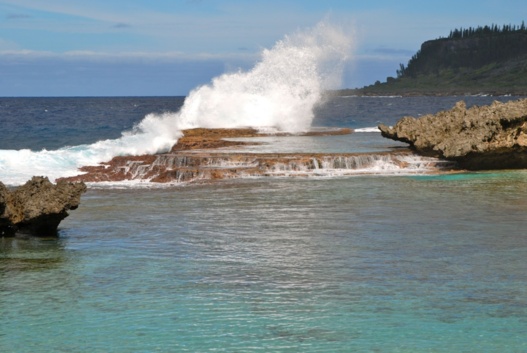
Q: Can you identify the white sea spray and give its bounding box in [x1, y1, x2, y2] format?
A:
[0, 21, 352, 185]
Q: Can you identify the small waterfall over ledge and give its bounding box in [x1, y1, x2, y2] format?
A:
[64, 150, 456, 185]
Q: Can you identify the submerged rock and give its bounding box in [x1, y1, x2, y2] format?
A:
[378, 99, 527, 169]
[0, 176, 87, 237]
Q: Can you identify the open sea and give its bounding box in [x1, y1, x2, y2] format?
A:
[1, 95, 527, 352]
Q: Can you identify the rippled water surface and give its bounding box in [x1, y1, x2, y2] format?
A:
[3, 174, 527, 352]
[2, 96, 527, 352]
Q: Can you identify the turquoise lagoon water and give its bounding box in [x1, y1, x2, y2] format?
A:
[2, 172, 527, 352]
[2, 96, 527, 352]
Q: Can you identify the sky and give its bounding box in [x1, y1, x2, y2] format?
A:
[0, 0, 525, 96]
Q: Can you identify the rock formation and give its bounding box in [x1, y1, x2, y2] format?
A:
[170, 127, 354, 152]
[0, 176, 87, 237]
[60, 127, 450, 184]
[378, 98, 527, 169]
[171, 128, 261, 151]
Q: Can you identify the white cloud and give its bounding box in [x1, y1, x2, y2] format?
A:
[0, 37, 21, 51]
[0, 0, 129, 23]
[0, 47, 262, 96]
[0, 0, 320, 54]
[0, 49, 259, 64]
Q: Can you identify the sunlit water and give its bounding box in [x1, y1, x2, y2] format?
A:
[2, 19, 527, 351]
[2, 96, 527, 353]
[2, 174, 527, 352]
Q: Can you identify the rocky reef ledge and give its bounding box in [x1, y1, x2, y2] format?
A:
[379, 98, 527, 170]
[1, 177, 87, 237]
[59, 127, 448, 184]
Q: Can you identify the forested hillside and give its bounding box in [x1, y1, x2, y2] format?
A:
[343, 23, 527, 96]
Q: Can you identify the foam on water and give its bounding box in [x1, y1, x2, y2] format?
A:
[0, 22, 352, 186]
[0, 112, 182, 185]
[354, 126, 380, 132]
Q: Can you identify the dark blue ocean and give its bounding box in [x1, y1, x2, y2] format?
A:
[1, 96, 527, 352]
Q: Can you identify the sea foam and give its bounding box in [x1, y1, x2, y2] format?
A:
[175, 22, 351, 132]
[0, 21, 352, 185]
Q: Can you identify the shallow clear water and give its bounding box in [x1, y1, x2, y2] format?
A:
[2, 96, 527, 352]
[2, 174, 527, 352]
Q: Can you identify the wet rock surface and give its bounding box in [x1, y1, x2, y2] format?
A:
[170, 128, 261, 152]
[170, 127, 354, 151]
[378, 98, 527, 169]
[0, 176, 87, 237]
[60, 127, 444, 184]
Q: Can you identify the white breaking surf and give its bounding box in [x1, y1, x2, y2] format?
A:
[0, 21, 352, 185]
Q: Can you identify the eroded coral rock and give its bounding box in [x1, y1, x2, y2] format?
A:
[378, 99, 527, 169]
[0, 176, 86, 237]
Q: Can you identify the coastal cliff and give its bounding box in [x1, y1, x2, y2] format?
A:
[340, 23, 527, 96]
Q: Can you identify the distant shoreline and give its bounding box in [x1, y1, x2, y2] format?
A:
[329, 88, 527, 98]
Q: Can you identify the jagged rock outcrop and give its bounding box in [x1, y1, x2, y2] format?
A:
[378, 98, 527, 169]
[0, 176, 87, 237]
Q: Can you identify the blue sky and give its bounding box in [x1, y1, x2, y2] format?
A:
[0, 0, 525, 96]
